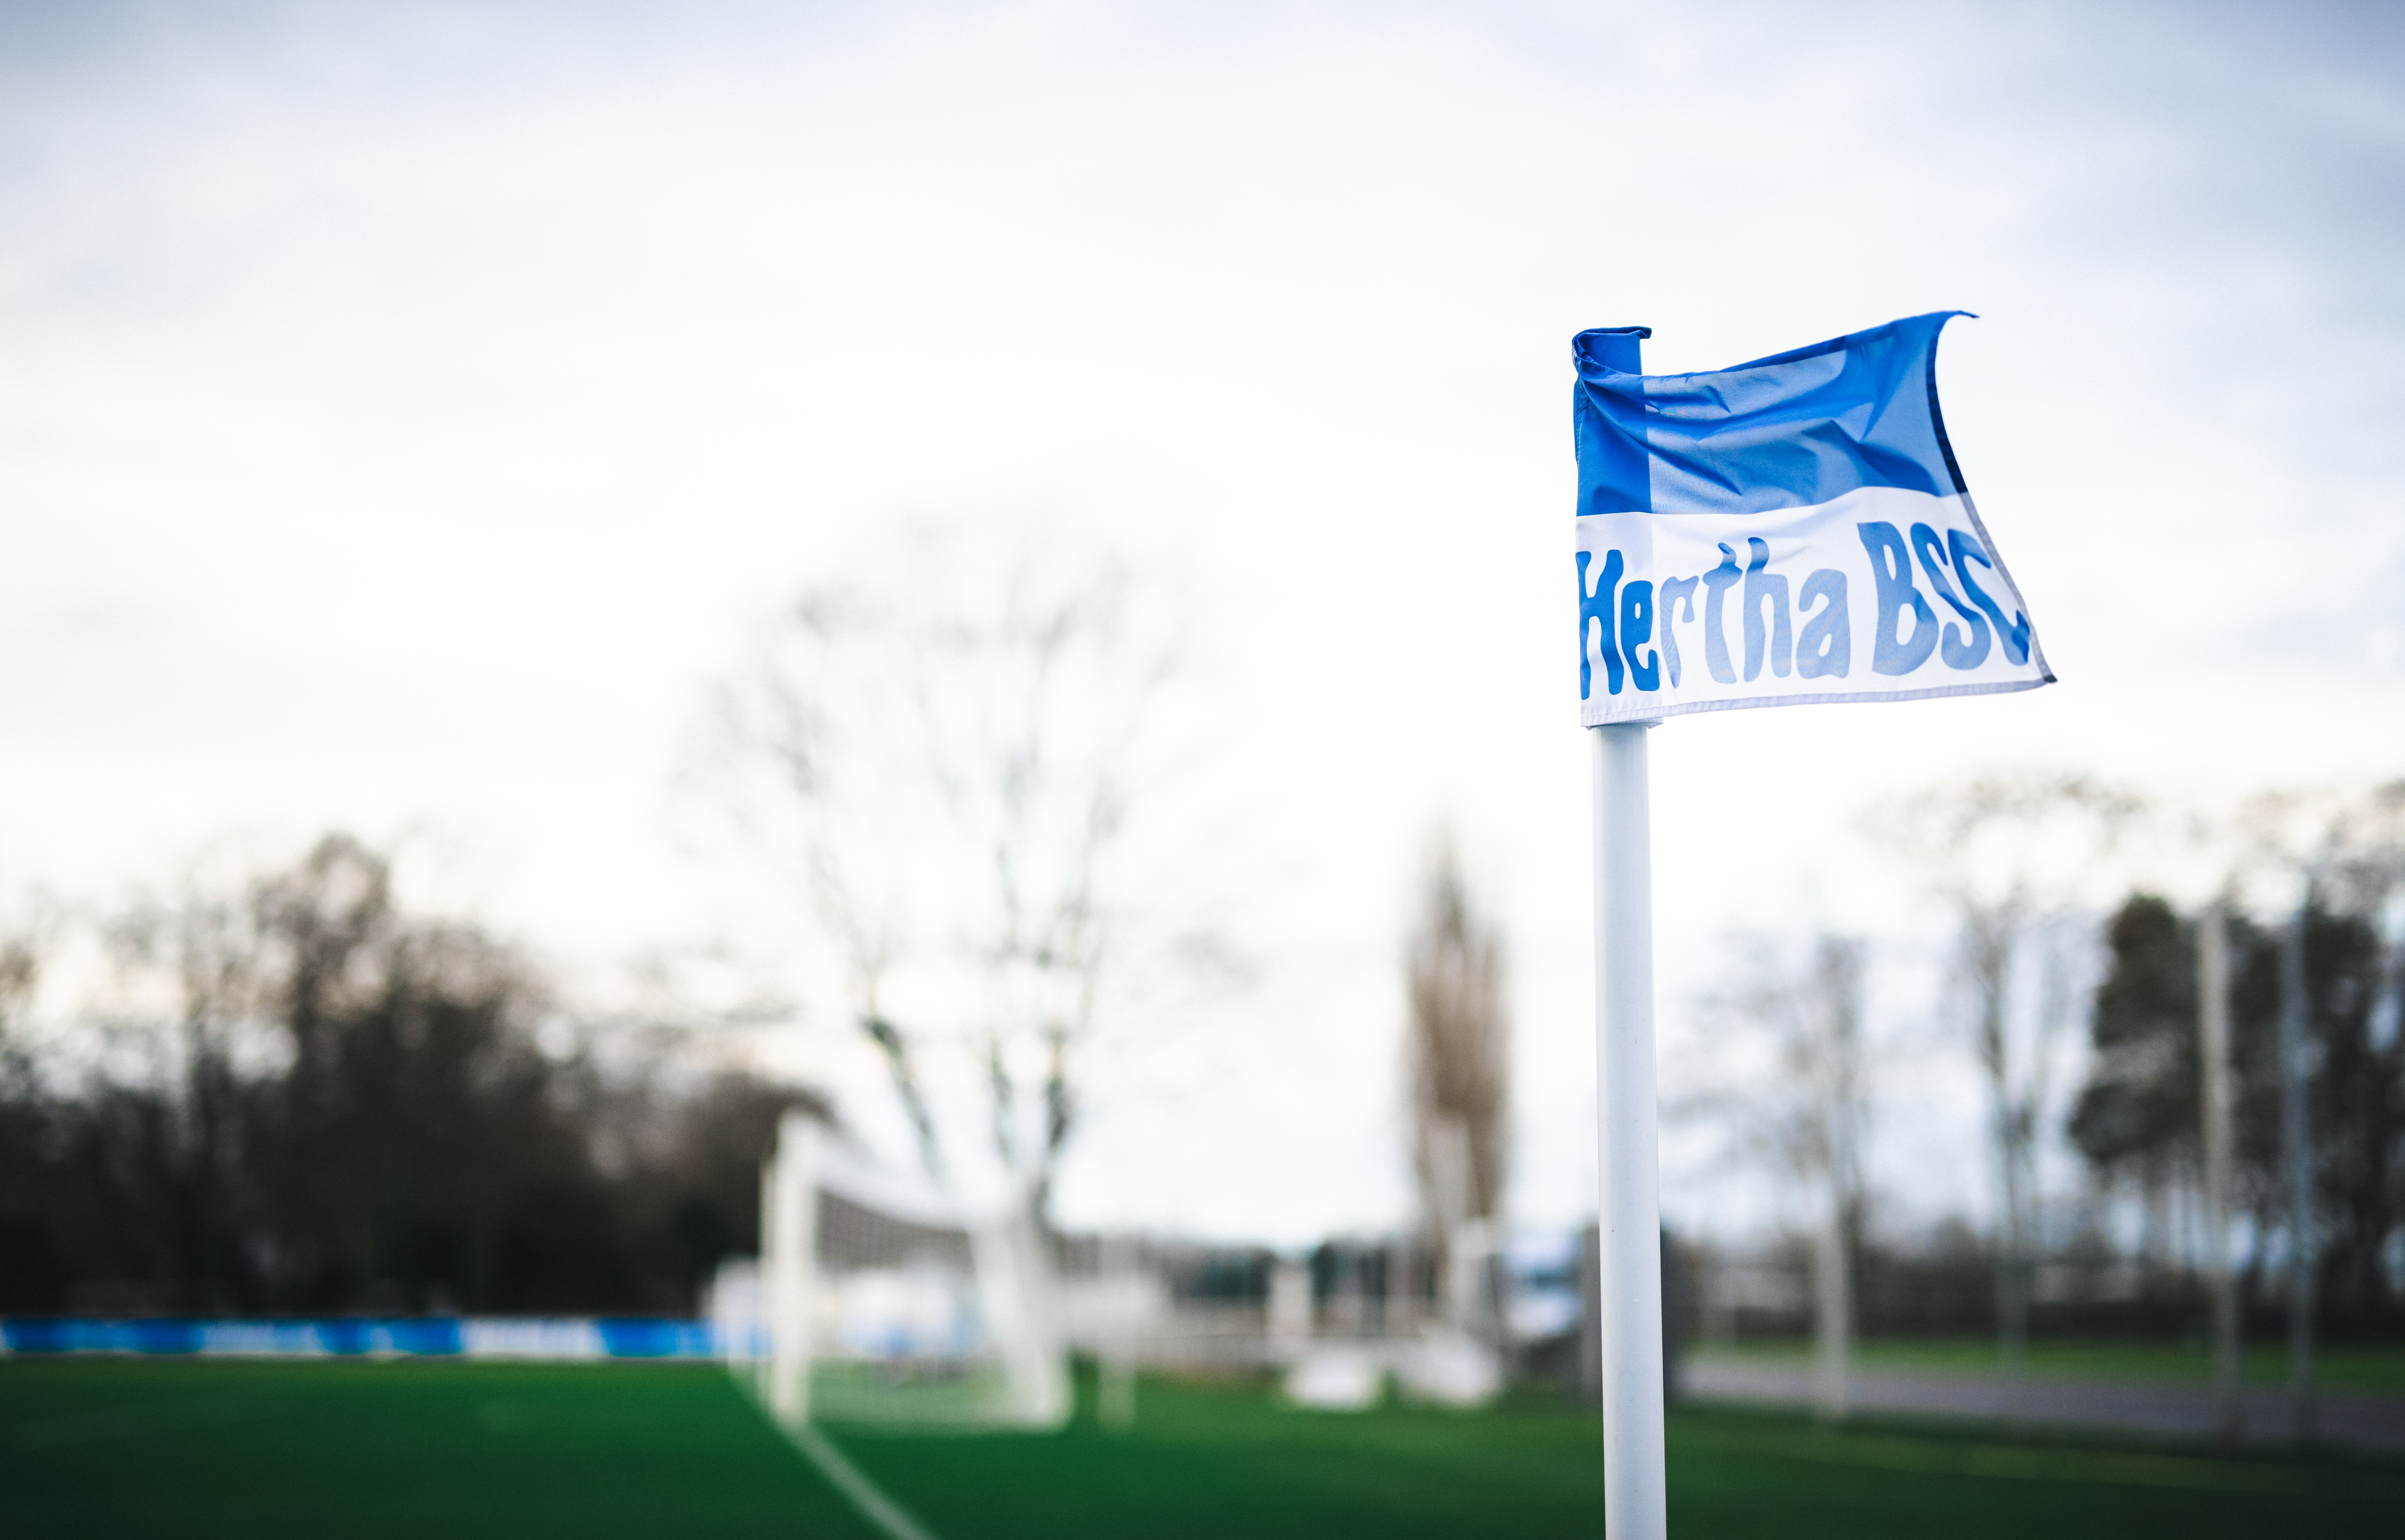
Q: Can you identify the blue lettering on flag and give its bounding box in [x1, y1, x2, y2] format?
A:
[1577, 547, 1623, 697]
[1796, 569, 1850, 679]
[1947, 527, 2031, 666]
[1858, 520, 1939, 676]
[1699, 545, 1742, 686]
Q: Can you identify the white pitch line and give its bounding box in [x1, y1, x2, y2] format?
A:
[785, 1421, 945, 1540]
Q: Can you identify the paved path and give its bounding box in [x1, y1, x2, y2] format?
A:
[1682, 1358, 2405, 1458]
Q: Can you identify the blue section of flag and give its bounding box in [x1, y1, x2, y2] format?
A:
[1572, 312, 1970, 517]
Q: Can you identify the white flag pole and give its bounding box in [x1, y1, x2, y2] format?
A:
[1592, 720, 1666, 1539]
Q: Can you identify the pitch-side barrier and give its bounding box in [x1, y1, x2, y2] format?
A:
[0, 1317, 730, 1359]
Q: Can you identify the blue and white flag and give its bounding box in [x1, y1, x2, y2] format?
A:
[1572, 313, 2053, 725]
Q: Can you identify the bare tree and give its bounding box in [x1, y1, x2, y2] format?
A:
[1684, 931, 1869, 1417]
[710, 523, 1182, 1220]
[2239, 780, 2405, 914]
[1405, 829, 1510, 1337]
[0, 924, 36, 1049]
[2231, 778, 2405, 1425]
[107, 874, 266, 1303]
[1883, 773, 2139, 1370]
[0, 894, 43, 1140]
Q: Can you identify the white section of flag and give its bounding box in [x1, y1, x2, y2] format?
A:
[1574, 486, 2051, 726]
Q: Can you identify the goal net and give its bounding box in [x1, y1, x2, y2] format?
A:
[714, 1112, 1070, 1433]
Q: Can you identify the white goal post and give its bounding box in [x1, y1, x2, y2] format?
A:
[720, 1111, 1069, 1433]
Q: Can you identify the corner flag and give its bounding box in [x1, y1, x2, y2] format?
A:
[1572, 313, 2053, 724]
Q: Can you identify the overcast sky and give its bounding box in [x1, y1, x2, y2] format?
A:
[3, 0, 2400, 1245]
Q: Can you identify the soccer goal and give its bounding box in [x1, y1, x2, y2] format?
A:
[715, 1112, 1070, 1433]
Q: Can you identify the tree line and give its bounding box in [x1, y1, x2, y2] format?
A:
[0, 834, 813, 1316]
[1679, 775, 2401, 1430]
[2074, 891, 2402, 1327]
[3, 527, 1199, 1317]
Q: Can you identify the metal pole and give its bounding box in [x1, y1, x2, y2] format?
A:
[1813, 1181, 1851, 1421]
[1591, 721, 1666, 1540]
[2278, 890, 2316, 1437]
[2197, 898, 2240, 1442]
[1813, 939, 1859, 1424]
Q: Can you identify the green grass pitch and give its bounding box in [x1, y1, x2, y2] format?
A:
[3, 1357, 2400, 1538]
[1692, 1336, 2405, 1393]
